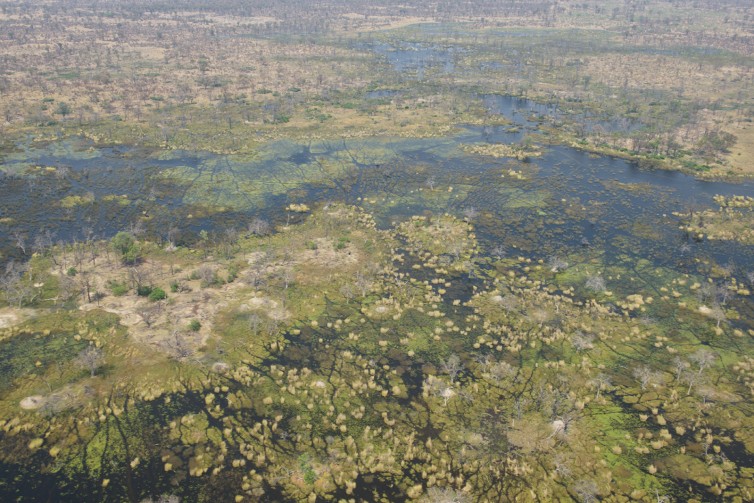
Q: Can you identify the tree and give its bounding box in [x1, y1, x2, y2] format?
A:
[589, 373, 611, 400]
[111, 231, 139, 264]
[585, 275, 606, 293]
[76, 346, 104, 377]
[633, 365, 660, 391]
[248, 218, 271, 237]
[1, 261, 35, 307]
[55, 101, 71, 119]
[690, 348, 716, 375]
[441, 354, 464, 384]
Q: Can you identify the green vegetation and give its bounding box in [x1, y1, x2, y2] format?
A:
[1, 0, 754, 501]
[0, 204, 752, 501]
[110, 232, 140, 265]
[147, 287, 167, 302]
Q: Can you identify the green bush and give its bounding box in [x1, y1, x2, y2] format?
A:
[111, 231, 140, 264]
[148, 287, 167, 302]
[227, 263, 239, 283]
[188, 319, 201, 332]
[335, 237, 350, 250]
[137, 285, 153, 297]
[66, 267, 77, 277]
[108, 281, 129, 296]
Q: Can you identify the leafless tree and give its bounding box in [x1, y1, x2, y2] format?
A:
[127, 220, 146, 238]
[548, 256, 568, 272]
[672, 356, 688, 381]
[248, 313, 262, 335]
[355, 271, 373, 297]
[12, 231, 26, 255]
[196, 265, 217, 287]
[589, 373, 611, 400]
[139, 494, 180, 503]
[339, 283, 355, 304]
[683, 370, 705, 396]
[490, 244, 506, 259]
[585, 275, 606, 293]
[163, 331, 194, 360]
[138, 306, 159, 328]
[462, 206, 479, 221]
[441, 354, 464, 384]
[690, 348, 716, 375]
[709, 303, 727, 329]
[248, 217, 271, 237]
[1, 261, 34, 307]
[633, 365, 660, 391]
[573, 479, 599, 503]
[571, 331, 595, 352]
[76, 346, 104, 377]
[487, 360, 516, 383]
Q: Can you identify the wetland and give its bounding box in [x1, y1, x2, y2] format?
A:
[1, 1, 754, 502]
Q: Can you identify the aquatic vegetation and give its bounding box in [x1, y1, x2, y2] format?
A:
[0, 3, 753, 498]
[461, 142, 543, 160]
[0, 202, 752, 501]
[676, 195, 754, 245]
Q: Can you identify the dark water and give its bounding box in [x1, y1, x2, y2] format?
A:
[355, 41, 462, 79]
[482, 94, 644, 134]
[365, 89, 400, 100]
[1, 99, 753, 281]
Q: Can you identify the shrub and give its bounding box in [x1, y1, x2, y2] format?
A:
[111, 231, 139, 264]
[66, 267, 77, 276]
[335, 237, 350, 250]
[108, 281, 129, 296]
[148, 287, 167, 302]
[188, 319, 201, 332]
[227, 264, 239, 283]
[137, 285, 153, 297]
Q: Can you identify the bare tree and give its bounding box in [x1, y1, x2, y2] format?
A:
[138, 306, 159, 328]
[462, 206, 479, 221]
[589, 373, 611, 400]
[585, 275, 606, 293]
[672, 356, 688, 381]
[548, 256, 568, 272]
[162, 331, 193, 360]
[633, 365, 660, 391]
[355, 271, 373, 297]
[248, 313, 262, 335]
[248, 218, 271, 237]
[196, 265, 217, 287]
[441, 354, 464, 384]
[571, 331, 595, 352]
[12, 231, 26, 255]
[690, 348, 716, 375]
[76, 346, 104, 377]
[573, 479, 599, 503]
[709, 304, 727, 329]
[1, 261, 34, 307]
[339, 283, 355, 304]
[490, 244, 506, 259]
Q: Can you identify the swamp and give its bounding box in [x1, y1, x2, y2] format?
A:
[1, 1, 754, 502]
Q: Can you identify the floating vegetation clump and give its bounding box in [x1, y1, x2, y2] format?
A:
[676, 195, 754, 244]
[461, 142, 543, 160]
